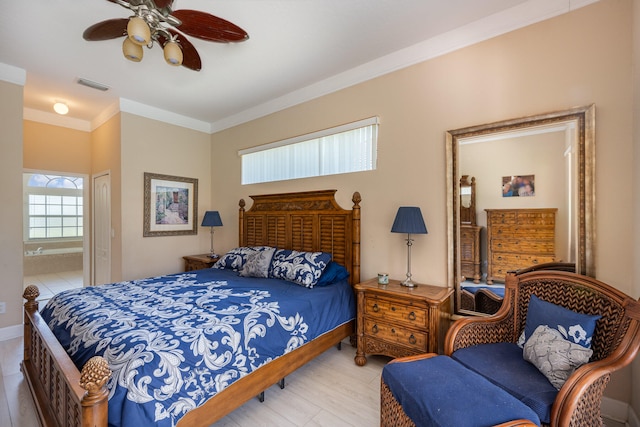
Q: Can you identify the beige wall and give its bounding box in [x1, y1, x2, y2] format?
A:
[91, 114, 122, 282]
[120, 113, 212, 280]
[23, 121, 91, 173]
[211, 0, 636, 404]
[0, 80, 24, 329]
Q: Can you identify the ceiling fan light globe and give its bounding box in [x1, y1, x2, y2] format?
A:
[127, 17, 151, 45]
[164, 41, 183, 66]
[122, 38, 143, 62]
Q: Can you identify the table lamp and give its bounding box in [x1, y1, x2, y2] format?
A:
[201, 211, 223, 258]
[391, 206, 428, 287]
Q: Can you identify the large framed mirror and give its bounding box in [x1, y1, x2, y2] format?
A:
[446, 105, 595, 315]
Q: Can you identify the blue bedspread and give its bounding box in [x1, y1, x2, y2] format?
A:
[40, 268, 355, 427]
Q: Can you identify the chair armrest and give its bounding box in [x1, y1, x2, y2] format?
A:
[552, 318, 640, 426]
[387, 353, 438, 365]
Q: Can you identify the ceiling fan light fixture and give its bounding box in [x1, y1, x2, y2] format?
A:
[127, 16, 151, 45]
[163, 41, 183, 66]
[53, 102, 69, 115]
[122, 37, 143, 62]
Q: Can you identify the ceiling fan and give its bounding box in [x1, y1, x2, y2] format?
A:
[83, 0, 249, 71]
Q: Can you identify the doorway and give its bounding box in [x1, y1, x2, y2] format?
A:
[22, 171, 89, 302]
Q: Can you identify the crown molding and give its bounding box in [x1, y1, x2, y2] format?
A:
[0, 62, 26, 86]
[119, 98, 212, 133]
[23, 108, 92, 132]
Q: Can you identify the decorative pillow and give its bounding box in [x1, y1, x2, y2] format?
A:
[523, 325, 593, 390]
[239, 247, 276, 278]
[315, 261, 349, 287]
[524, 295, 600, 349]
[213, 246, 273, 271]
[269, 249, 332, 288]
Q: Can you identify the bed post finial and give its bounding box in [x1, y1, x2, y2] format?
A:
[22, 285, 40, 363]
[239, 198, 246, 246]
[80, 356, 111, 426]
[23, 285, 40, 312]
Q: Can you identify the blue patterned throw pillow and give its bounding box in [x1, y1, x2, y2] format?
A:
[213, 246, 274, 271]
[269, 249, 332, 288]
[524, 295, 601, 349]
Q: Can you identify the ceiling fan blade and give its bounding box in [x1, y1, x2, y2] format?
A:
[83, 18, 128, 41]
[159, 30, 202, 71]
[171, 10, 249, 43]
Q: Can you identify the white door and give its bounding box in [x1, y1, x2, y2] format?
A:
[93, 173, 111, 285]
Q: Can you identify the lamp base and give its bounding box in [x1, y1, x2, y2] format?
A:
[400, 278, 417, 288]
[208, 253, 219, 259]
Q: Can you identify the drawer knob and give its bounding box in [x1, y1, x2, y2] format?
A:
[372, 303, 379, 312]
[391, 328, 396, 334]
[408, 312, 416, 321]
[409, 334, 417, 345]
[391, 306, 396, 312]
[372, 324, 378, 334]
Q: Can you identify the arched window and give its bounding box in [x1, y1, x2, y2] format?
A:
[25, 173, 84, 239]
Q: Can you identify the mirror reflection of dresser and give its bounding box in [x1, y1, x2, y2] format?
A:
[459, 176, 482, 284]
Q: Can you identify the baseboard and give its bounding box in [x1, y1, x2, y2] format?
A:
[603, 396, 640, 426]
[0, 324, 22, 341]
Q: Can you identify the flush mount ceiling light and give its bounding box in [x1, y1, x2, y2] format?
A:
[53, 102, 69, 115]
[82, 0, 249, 72]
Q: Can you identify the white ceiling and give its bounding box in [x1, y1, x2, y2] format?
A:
[0, 0, 595, 132]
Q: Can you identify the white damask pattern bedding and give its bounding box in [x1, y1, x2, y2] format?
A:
[40, 267, 355, 427]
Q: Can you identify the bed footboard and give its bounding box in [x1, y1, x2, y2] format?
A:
[22, 285, 111, 427]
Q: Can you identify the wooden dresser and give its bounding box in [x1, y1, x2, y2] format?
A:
[485, 208, 557, 284]
[460, 224, 482, 283]
[354, 278, 453, 366]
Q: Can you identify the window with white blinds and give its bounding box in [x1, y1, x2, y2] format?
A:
[240, 117, 378, 185]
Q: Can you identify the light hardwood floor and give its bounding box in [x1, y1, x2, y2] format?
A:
[0, 336, 388, 427]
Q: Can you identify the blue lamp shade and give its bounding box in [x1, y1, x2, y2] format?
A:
[391, 207, 428, 234]
[201, 211, 223, 227]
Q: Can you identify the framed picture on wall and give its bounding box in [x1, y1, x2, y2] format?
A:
[502, 174, 535, 197]
[143, 172, 198, 237]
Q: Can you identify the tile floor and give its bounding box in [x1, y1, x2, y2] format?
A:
[23, 269, 83, 305]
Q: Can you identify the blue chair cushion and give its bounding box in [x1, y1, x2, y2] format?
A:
[382, 355, 541, 427]
[452, 343, 557, 424]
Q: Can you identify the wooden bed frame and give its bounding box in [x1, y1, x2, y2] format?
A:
[21, 189, 362, 427]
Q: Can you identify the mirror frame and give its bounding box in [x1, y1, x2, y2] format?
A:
[446, 105, 595, 314]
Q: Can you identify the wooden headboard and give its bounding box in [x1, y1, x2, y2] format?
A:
[238, 189, 361, 285]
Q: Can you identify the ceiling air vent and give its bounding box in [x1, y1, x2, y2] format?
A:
[76, 78, 110, 92]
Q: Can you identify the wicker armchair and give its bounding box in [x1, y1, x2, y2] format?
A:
[444, 268, 640, 427]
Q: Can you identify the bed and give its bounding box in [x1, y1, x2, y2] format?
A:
[21, 189, 362, 427]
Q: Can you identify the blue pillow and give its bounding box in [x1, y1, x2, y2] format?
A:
[213, 246, 273, 271]
[524, 295, 600, 349]
[315, 261, 349, 287]
[269, 249, 332, 288]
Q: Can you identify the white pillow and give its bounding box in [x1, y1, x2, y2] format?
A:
[523, 325, 593, 390]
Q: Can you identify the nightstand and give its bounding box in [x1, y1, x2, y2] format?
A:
[183, 254, 219, 272]
[354, 278, 453, 366]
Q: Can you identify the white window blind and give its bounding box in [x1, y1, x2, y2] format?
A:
[240, 117, 378, 185]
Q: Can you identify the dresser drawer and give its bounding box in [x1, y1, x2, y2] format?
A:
[364, 295, 427, 328]
[490, 239, 555, 254]
[364, 318, 427, 351]
[490, 225, 554, 239]
[487, 211, 517, 225]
